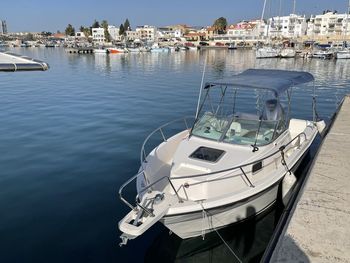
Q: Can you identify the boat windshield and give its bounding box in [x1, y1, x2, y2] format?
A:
[191, 83, 289, 146]
[191, 112, 285, 146]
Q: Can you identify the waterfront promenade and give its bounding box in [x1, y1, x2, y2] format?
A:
[271, 96, 350, 262]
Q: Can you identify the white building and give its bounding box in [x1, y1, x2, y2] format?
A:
[226, 20, 261, 38]
[136, 25, 157, 42]
[267, 14, 307, 38]
[92, 28, 105, 43]
[108, 25, 120, 41]
[307, 11, 350, 37]
[75, 32, 86, 38]
[125, 30, 140, 41]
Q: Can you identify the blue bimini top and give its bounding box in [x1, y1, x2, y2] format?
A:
[205, 69, 314, 97]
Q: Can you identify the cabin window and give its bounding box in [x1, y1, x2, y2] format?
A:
[189, 147, 225, 163]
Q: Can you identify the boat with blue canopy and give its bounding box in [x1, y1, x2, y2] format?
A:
[118, 69, 325, 245]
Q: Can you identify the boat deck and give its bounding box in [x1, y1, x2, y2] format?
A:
[270, 95, 350, 262]
[0, 51, 49, 71]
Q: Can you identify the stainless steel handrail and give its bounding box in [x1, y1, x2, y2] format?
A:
[140, 116, 194, 165]
[171, 132, 307, 180]
[119, 129, 308, 215]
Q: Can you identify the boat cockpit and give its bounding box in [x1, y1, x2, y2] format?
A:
[191, 86, 287, 147]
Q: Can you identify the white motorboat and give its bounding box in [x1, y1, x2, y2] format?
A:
[118, 69, 325, 245]
[336, 48, 350, 59]
[312, 49, 333, 59]
[256, 47, 279, 58]
[280, 48, 296, 58]
[150, 43, 170, 53]
[127, 47, 141, 53]
[93, 48, 108, 54]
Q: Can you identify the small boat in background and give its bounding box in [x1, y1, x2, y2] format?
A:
[94, 48, 108, 54]
[312, 49, 333, 59]
[108, 47, 127, 54]
[228, 43, 237, 50]
[139, 46, 151, 52]
[280, 48, 296, 58]
[150, 43, 170, 53]
[336, 48, 350, 59]
[256, 46, 279, 58]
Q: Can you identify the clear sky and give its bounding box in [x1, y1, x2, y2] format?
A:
[1, 0, 348, 32]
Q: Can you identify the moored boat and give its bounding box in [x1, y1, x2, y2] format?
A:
[94, 48, 108, 54]
[312, 49, 334, 59]
[118, 69, 325, 245]
[280, 48, 296, 58]
[108, 47, 128, 54]
[336, 49, 350, 59]
[256, 46, 280, 58]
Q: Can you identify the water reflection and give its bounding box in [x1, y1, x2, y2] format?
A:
[1, 47, 350, 263]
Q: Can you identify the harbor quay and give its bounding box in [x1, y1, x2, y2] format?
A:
[270, 96, 350, 263]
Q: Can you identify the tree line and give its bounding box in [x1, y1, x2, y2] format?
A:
[64, 16, 228, 39]
[64, 18, 131, 41]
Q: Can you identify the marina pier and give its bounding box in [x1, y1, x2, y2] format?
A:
[65, 47, 94, 54]
[270, 95, 350, 262]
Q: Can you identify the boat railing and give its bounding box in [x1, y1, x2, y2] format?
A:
[118, 169, 183, 217]
[140, 116, 194, 166]
[170, 132, 306, 181]
[119, 130, 308, 215]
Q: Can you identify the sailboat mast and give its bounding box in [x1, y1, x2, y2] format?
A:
[293, 0, 296, 14]
[260, 0, 268, 38]
[261, 0, 267, 21]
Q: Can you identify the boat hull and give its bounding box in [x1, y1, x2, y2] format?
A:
[280, 49, 296, 58]
[162, 181, 279, 239]
[336, 51, 350, 59]
[108, 48, 126, 54]
[256, 48, 279, 58]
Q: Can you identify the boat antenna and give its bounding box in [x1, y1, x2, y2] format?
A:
[195, 52, 208, 119]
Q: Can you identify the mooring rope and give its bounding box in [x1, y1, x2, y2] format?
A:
[279, 146, 292, 175]
[200, 203, 242, 263]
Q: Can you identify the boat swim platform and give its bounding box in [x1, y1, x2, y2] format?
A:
[270, 95, 350, 262]
[0, 51, 49, 71]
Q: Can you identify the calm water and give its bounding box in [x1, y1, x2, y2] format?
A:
[0, 48, 350, 263]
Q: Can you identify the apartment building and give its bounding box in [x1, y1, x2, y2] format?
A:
[92, 28, 105, 43]
[136, 25, 156, 42]
[307, 11, 350, 37]
[267, 14, 307, 38]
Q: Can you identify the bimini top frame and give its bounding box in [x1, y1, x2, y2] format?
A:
[204, 69, 314, 97]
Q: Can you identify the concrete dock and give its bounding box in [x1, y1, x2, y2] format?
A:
[270, 95, 350, 262]
[65, 47, 94, 54]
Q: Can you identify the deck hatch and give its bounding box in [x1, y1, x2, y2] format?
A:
[189, 147, 225, 163]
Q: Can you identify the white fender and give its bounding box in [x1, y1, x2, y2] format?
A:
[316, 120, 326, 135]
[282, 172, 297, 206]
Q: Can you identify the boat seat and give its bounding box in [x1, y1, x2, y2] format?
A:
[233, 112, 259, 121]
[262, 99, 284, 121]
[228, 121, 241, 136]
